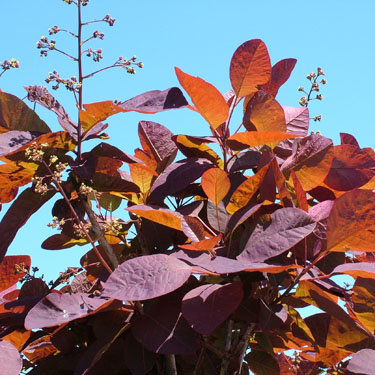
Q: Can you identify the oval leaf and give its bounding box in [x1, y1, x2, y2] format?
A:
[201, 168, 230, 206]
[0, 255, 31, 292]
[230, 39, 271, 97]
[102, 254, 192, 301]
[175, 67, 229, 129]
[0, 340, 23, 375]
[346, 349, 375, 375]
[182, 282, 243, 335]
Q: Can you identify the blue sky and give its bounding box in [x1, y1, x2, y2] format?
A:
[1, 0, 374, 282]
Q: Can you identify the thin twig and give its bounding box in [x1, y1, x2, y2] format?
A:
[235, 324, 254, 374]
[220, 319, 233, 375]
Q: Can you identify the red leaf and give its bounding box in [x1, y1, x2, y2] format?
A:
[102, 254, 192, 301]
[291, 170, 308, 211]
[182, 282, 243, 335]
[179, 234, 222, 252]
[230, 39, 271, 97]
[340, 132, 360, 148]
[175, 67, 229, 129]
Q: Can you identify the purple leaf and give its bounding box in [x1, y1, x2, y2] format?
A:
[227, 150, 261, 173]
[117, 87, 189, 112]
[226, 203, 263, 233]
[238, 208, 316, 263]
[0, 130, 42, 157]
[123, 333, 156, 375]
[308, 200, 334, 222]
[346, 349, 375, 375]
[131, 293, 198, 355]
[149, 158, 213, 203]
[91, 172, 140, 194]
[25, 85, 77, 139]
[24, 293, 111, 329]
[102, 254, 192, 301]
[182, 282, 243, 335]
[207, 200, 230, 232]
[283, 106, 309, 136]
[181, 216, 205, 242]
[0, 188, 56, 262]
[138, 121, 177, 162]
[259, 300, 288, 331]
[0, 340, 23, 375]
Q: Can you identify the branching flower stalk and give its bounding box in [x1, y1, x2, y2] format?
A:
[0, 58, 19, 78]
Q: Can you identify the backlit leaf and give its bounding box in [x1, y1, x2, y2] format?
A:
[230, 39, 271, 97]
[201, 168, 230, 206]
[226, 162, 271, 214]
[281, 134, 334, 191]
[326, 189, 375, 252]
[182, 282, 243, 335]
[245, 350, 280, 375]
[323, 144, 375, 191]
[228, 131, 298, 151]
[41, 233, 88, 250]
[261, 58, 297, 97]
[291, 170, 308, 211]
[0, 91, 50, 133]
[175, 67, 229, 129]
[129, 163, 155, 194]
[238, 208, 316, 263]
[102, 254, 192, 301]
[179, 234, 222, 252]
[126, 204, 183, 231]
[181, 216, 205, 242]
[340, 132, 360, 148]
[0, 255, 31, 292]
[173, 135, 223, 167]
[0, 340, 23, 375]
[243, 90, 286, 132]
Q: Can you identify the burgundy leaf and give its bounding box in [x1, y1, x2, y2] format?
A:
[259, 300, 288, 331]
[25, 85, 77, 138]
[182, 282, 243, 335]
[91, 172, 140, 194]
[207, 200, 230, 232]
[149, 158, 213, 203]
[346, 349, 375, 375]
[123, 333, 156, 375]
[138, 120, 177, 162]
[261, 58, 297, 97]
[0, 130, 43, 157]
[0, 340, 23, 375]
[340, 132, 360, 148]
[0, 188, 56, 262]
[226, 202, 263, 233]
[131, 292, 198, 355]
[227, 150, 261, 173]
[102, 254, 192, 301]
[117, 87, 189, 113]
[24, 293, 111, 329]
[237, 208, 316, 263]
[181, 216, 205, 242]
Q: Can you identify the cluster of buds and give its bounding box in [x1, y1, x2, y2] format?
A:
[36, 36, 57, 57]
[93, 30, 104, 40]
[25, 142, 48, 162]
[104, 219, 123, 236]
[14, 262, 29, 275]
[103, 14, 115, 26]
[45, 71, 82, 91]
[79, 183, 94, 195]
[73, 222, 92, 238]
[32, 176, 49, 195]
[47, 216, 66, 230]
[298, 66, 327, 128]
[114, 55, 143, 74]
[0, 58, 20, 76]
[86, 48, 103, 62]
[48, 25, 60, 35]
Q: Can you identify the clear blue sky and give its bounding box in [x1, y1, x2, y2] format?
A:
[1, 0, 374, 282]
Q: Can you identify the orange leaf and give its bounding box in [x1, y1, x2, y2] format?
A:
[243, 90, 286, 132]
[0, 255, 31, 293]
[179, 234, 222, 251]
[327, 189, 375, 252]
[129, 163, 156, 195]
[80, 101, 127, 132]
[291, 170, 308, 211]
[229, 39, 271, 98]
[228, 131, 298, 151]
[126, 204, 183, 231]
[175, 67, 229, 129]
[227, 162, 271, 214]
[201, 168, 230, 206]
